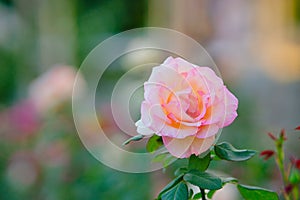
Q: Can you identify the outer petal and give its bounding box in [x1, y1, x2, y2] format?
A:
[156, 121, 199, 138]
[135, 120, 154, 136]
[200, 94, 225, 125]
[162, 135, 215, 158]
[147, 65, 188, 93]
[144, 82, 171, 105]
[141, 101, 166, 132]
[163, 57, 194, 73]
[219, 87, 238, 127]
[196, 124, 219, 139]
[194, 67, 224, 89]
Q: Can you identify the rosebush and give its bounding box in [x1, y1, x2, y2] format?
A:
[126, 57, 279, 200]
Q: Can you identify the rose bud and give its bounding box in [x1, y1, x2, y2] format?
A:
[280, 129, 287, 141]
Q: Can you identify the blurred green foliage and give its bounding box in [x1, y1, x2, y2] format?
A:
[0, 0, 150, 199]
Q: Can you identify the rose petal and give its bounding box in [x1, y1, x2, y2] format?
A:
[196, 124, 219, 139]
[163, 57, 195, 73]
[135, 120, 154, 136]
[147, 65, 188, 92]
[141, 101, 199, 138]
[141, 101, 166, 132]
[220, 87, 238, 127]
[200, 95, 225, 125]
[162, 135, 215, 158]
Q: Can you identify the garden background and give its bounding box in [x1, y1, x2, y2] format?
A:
[0, 0, 299, 199]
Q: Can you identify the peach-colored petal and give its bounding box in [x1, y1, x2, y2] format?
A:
[144, 82, 172, 105]
[195, 67, 224, 89]
[200, 96, 225, 125]
[162, 99, 195, 124]
[141, 101, 199, 138]
[163, 57, 194, 73]
[156, 122, 198, 138]
[185, 68, 211, 95]
[147, 65, 188, 92]
[141, 101, 167, 132]
[173, 57, 195, 73]
[196, 124, 219, 139]
[219, 87, 238, 127]
[162, 56, 177, 68]
[162, 135, 215, 158]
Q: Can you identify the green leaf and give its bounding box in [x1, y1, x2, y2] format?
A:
[122, 135, 144, 145]
[289, 169, 300, 185]
[188, 152, 211, 171]
[183, 170, 222, 190]
[146, 135, 163, 152]
[174, 167, 188, 176]
[237, 184, 279, 200]
[214, 142, 256, 161]
[153, 152, 177, 168]
[153, 153, 169, 163]
[161, 182, 188, 200]
[207, 190, 216, 199]
[193, 192, 202, 199]
[158, 175, 183, 199]
[203, 177, 237, 199]
[210, 150, 221, 161]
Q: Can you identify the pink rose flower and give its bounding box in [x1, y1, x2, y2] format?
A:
[136, 57, 238, 158]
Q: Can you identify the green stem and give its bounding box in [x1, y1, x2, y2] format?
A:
[275, 141, 290, 200]
[200, 188, 206, 200]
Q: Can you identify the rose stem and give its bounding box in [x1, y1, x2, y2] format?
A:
[275, 136, 290, 200]
[200, 188, 206, 200]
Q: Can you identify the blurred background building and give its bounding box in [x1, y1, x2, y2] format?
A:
[0, 0, 299, 199]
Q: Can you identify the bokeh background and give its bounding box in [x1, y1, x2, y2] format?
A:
[0, 0, 299, 199]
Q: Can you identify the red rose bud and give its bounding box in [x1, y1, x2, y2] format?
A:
[260, 150, 275, 160]
[267, 132, 277, 141]
[280, 129, 287, 141]
[295, 126, 300, 130]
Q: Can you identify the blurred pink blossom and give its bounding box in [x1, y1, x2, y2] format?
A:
[36, 140, 70, 168]
[6, 151, 40, 190]
[0, 100, 40, 140]
[28, 65, 84, 114]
